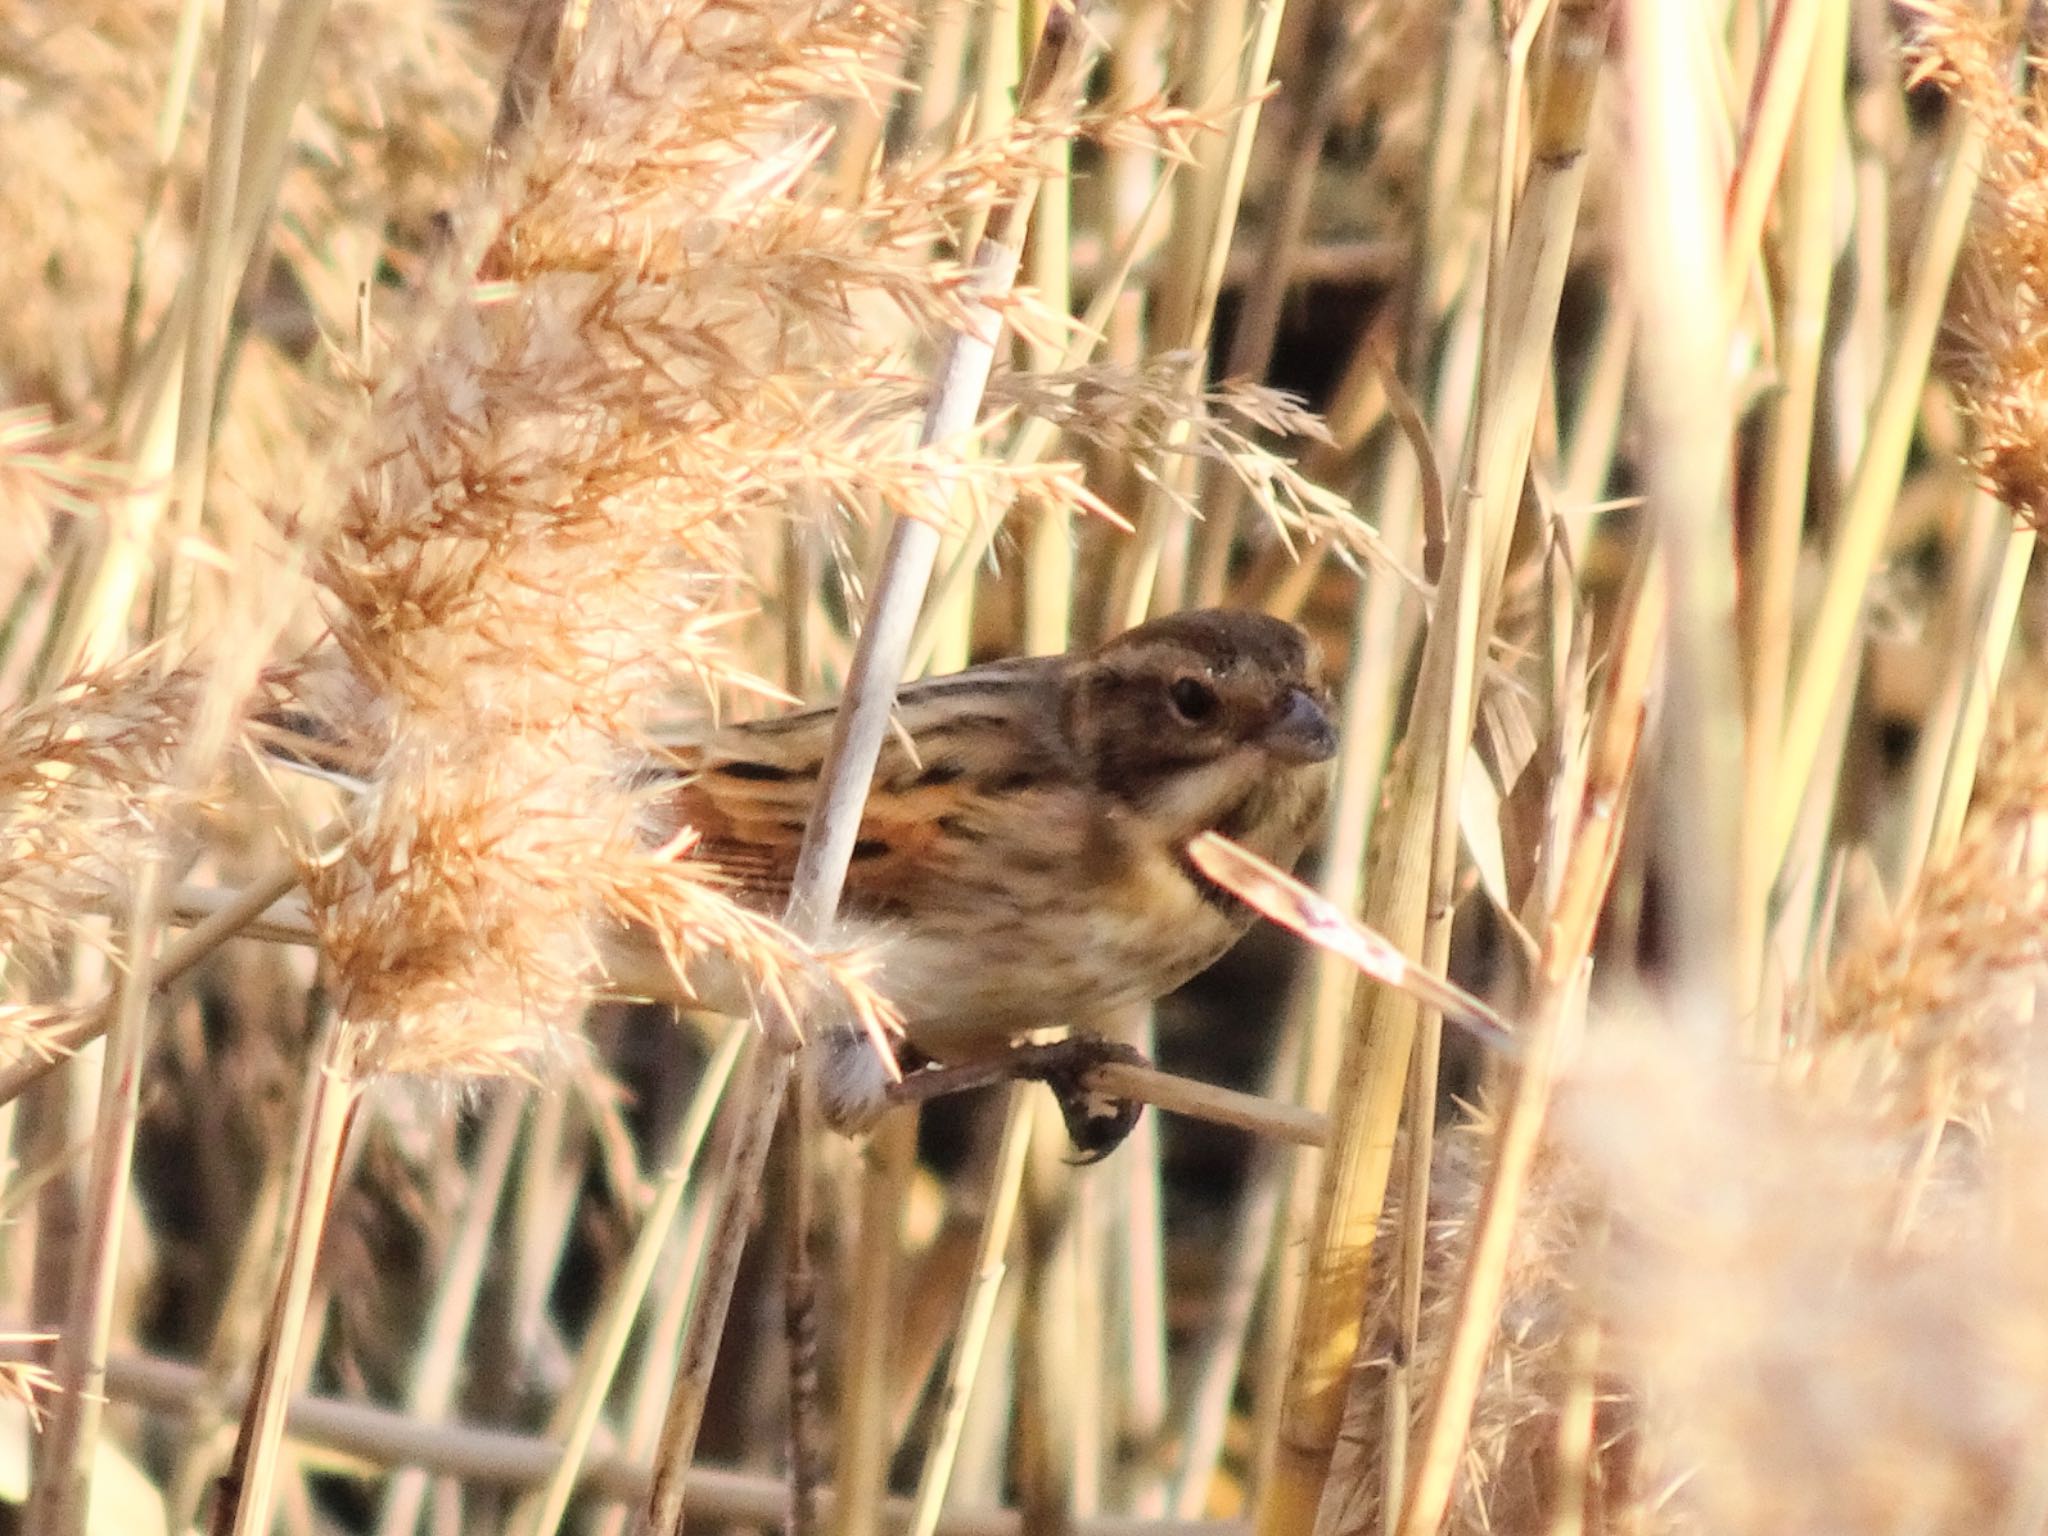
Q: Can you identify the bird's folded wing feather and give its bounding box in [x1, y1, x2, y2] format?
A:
[653, 655, 1071, 917]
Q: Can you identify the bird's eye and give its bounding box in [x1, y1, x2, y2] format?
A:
[1169, 676, 1219, 723]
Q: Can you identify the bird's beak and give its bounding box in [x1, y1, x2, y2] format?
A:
[1265, 687, 1337, 763]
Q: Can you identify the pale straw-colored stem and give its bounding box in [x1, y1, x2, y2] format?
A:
[1395, 530, 1662, 1536]
[219, 1022, 363, 1536]
[156, 0, 258, 640]
[1735, 0, 1846, 1033]
[1767, 110, 1984, 870]
[1112, 0, 1289, 623]
[907, 1090, 1034, 1536]
[1625, 0, 1744, 1041]
[1896, 490, 2036, 891]
[1187, 0, 1366, 605]
[110, 0, 209, 396]
[511, 1023, 746, 1536]
[1718, 0, 1827, 322]
[1169, 1027, 1304, 1517]
[29, 854, 172, 1536]
[833, 1112, 917, 1536]
[1254, 6, 1613, 1529]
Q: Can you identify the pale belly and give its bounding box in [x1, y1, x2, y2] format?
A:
[866, 851, 1247, 1055]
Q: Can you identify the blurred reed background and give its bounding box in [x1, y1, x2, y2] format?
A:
[3, 0, 2048, 1533]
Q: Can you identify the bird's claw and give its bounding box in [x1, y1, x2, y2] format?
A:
[1013, 1035, 1150, 1163]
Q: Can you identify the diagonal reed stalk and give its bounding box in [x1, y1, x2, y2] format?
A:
[638, 20, 1098, 1531]
[1763, 109, 1984, 873]
[374, 1089, 529, 1536]
[215, 1020, 363, 1536]
[1395, 517, 1661, 1536]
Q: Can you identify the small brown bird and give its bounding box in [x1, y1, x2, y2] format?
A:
[655, 608, 1337, 1157]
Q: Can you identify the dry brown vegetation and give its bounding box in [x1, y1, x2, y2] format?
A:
[4, 0, 2048, 1533]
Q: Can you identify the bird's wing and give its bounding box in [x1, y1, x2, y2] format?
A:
[656, 654, 1072, 918]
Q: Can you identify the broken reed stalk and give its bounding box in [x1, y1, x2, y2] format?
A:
[1254, 5, 1616, 1530]
[637, 19, 1097, 1531]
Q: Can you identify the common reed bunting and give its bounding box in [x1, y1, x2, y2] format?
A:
[652, 608, 1338, 1158]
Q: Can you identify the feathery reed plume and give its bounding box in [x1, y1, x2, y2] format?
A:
[1819, 673, 2048, 1121]
[1559, 1030, 2048, 1536]
[303, 0, 1137, 1076]
[1903, 3, 2048, 526]
[0, 408, 117, 586]
[0, 656, 212, 973]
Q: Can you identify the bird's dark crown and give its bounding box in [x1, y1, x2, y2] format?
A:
[1092, 608, 1320, 691]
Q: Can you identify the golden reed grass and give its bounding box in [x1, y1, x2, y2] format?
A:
[6, 1, 2048, 1535]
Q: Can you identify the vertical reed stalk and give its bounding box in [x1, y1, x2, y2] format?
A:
[832, 1113, 916, 1536]
[29, 857, 171, 1536]
[1767, 111, 1983, 870]
[1625, 0, 1743, 1040]
[906, 1090, 1032, 1536]
[1397, 529, 1661, 1536]
[1736, 0, 1847, 1029]
[510, 1023, 740, 1536]
[1113, 0, 1289, 623]
[1255, 7, 1613, 1529]
[376, 1090, 528, 1536]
